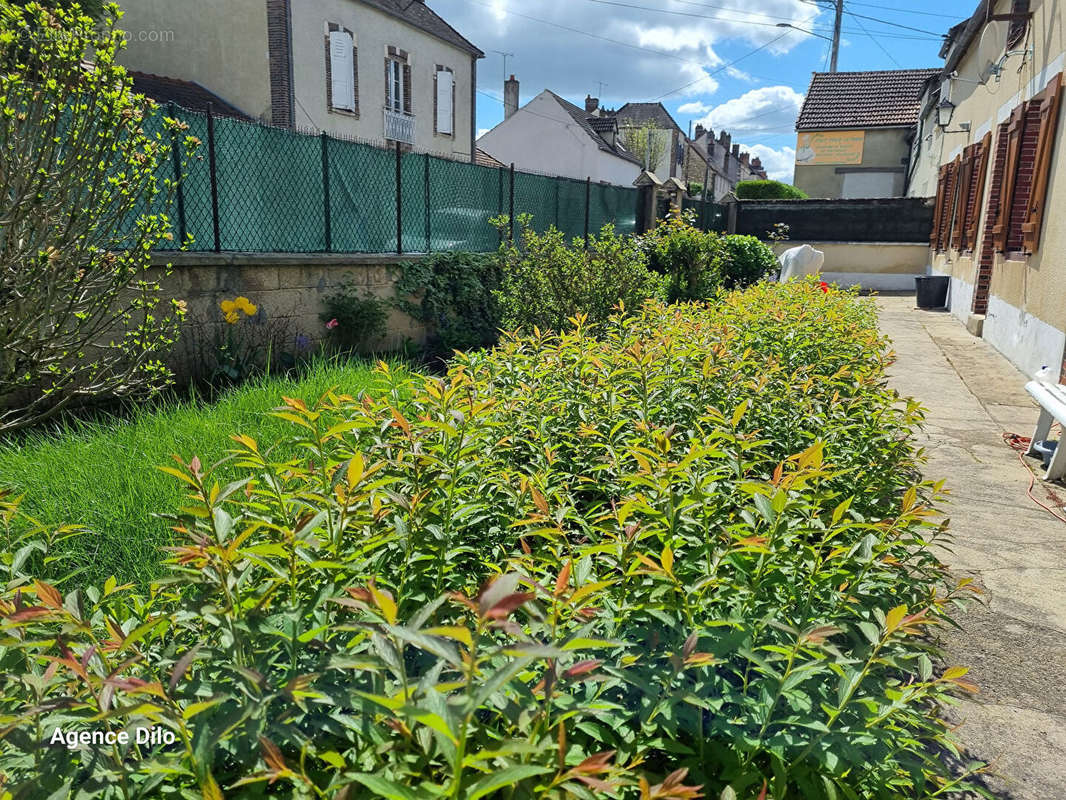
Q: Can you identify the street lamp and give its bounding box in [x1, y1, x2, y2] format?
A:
[936, 98, 956, 128]
[775, 22, 834, 42]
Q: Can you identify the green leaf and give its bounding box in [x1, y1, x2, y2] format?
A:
[350, 774, 421, 800]
[466, 765, 553, 799]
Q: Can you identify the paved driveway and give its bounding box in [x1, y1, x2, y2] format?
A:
[878, 295, 1066, 798]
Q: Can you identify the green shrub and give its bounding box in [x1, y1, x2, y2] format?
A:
[642, 214, 724, 302]
[393, 251, 502, 358]
[492, 214, 664, 332]
[735, 180, 808, 200]
[320, 281, 389, 352]
[0, 283, 982, 799]
[720, 234, 779, 289]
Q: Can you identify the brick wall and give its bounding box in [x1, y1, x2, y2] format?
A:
[266, 0, 293, 127]
[1006, 101, 1044, 252]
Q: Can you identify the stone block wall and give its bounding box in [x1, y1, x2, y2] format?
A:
[153, 252, 427, 377]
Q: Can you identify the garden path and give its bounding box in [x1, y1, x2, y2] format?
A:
[878, 295, 1066, 799]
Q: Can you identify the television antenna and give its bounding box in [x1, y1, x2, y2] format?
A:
[493, 50, 515, 83]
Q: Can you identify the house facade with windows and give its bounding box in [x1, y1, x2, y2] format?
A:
[476, 82, 644, 185]
[915, 0, 1065, 377]
[687, 125, 767, 200]
[793, 69, 939, 199]
[117, 0, 482, 160]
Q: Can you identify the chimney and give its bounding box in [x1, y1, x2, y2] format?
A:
[504, 74, 519, 119]
[694, 123, 705, 140]
[751, 156, 762, 170]
[585, 94, 599, 114]
[740, 152, 750, 166]
[719, 132, 731, 167]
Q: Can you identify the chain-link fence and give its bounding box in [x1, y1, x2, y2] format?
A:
[149, 105, 643, 255]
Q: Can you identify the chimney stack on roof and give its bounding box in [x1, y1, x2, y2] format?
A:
[751, 156, 762, 170]
[504, 74, 520, 120]
[731, 143, 740, 158]
[740, 152, 750, 166]
[694, 123, 705, 140]
[585, 94, 599, 114]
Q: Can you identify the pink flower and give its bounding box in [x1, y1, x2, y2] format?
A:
[326, 318, 339, 330]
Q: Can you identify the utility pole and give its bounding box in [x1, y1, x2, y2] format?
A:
[830, 0, 843, 72]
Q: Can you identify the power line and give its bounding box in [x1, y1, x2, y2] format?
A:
[846, 11, 903, 69]
[650, 31, 789, 101]
[843, 1, 962, 20]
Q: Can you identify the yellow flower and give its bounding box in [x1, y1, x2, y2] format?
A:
[224, 310, 240, 324]
[234, 296, 258, 316]
[220, 299, 237, 314]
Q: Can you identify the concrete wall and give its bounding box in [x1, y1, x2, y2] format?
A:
[119, 0, 273, 120]
[156, 253, 426, 375]
[918, 0, 1066, 376]
[772, 241, 928, 291]
[478, 92, 642, 185]
[794, 128, 911, 199]
[289, 1, 475, 158]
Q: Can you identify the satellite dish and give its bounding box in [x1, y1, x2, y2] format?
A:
[973, 19, 1009, 83]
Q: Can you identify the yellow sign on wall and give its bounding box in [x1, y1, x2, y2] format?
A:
[795, 130, 866, 166]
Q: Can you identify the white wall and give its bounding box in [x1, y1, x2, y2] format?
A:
[477, 92, 642, 185]
[290, 1, 476, 158]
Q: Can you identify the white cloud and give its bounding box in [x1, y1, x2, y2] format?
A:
[677, 101, 712, 115]
[741, 143, 796, 183]
[477, 128, 490, 139]
[698, 85, 805, 137]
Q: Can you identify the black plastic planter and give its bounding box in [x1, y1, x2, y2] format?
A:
[915, 275, 949, 309]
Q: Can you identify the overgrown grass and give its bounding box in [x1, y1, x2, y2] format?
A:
[0, 358, 403, 586]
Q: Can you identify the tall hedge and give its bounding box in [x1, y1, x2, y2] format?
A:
[735, 180, 809, 200]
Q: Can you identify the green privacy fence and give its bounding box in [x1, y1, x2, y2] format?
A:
[681, 197, 727, 233]
[148, 104, 640, 254]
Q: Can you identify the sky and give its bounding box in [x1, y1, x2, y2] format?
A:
[433, 0, 980, 181]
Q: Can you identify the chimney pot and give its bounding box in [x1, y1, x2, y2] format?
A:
[585, 94, 599, 113]
[504, 75, 520, 120]
[694, 124, 705, 139]
[740, 152, 749, 165]
[731, 143, 740, 157]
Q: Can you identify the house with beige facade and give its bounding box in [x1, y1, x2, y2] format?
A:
[913, 0, 1065, 378]
[793, 69, 939, 199]
[117, 0, 482, 161]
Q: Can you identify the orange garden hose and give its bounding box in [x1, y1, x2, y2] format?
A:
[1002, 429, 1066, 524]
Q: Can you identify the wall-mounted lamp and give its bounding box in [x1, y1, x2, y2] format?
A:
[936, 98, 956, 128]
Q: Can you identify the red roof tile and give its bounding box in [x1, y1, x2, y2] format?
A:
[796, 69, 940, 131]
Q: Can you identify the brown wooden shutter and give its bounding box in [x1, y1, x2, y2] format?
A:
[403, 63, 412, 114]
[931, 165, 948, 250]
[993, 104, 1026, 251]
[965, 132, 992, 248]
[950, 153, 969, 250]
[1022, 73, 1063, 253]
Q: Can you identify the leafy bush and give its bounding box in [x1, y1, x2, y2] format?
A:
[641, 215, 724, 302]
[493, 214, 664, 332]
[735, 180, 808, 200]
[393, 251, 502, 358]
[720, 235, 779, 289]
[0, 2, 193, 433]
[0, 283, 983, 799]
[320, 282, 389, 352]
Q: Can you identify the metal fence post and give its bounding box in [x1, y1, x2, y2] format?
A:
[205, 103, 221, 252]
[508, 162, 515, 242]
[554, 180, 560, 229]
[424, 153, 431, 253]
[584, 176, 591, 248]
[166, 102, 187, 245]
[395, 141, 403, 255]
[497, 166, 504, 246]
[321, 132, 332, 253]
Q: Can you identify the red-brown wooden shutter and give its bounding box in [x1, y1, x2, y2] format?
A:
[1022, 73, 1063, 253]
[994, 104, 1026, 251]
[931, 165, 948, 250]
[951, 152, 971, 250]
[964, 132, 992, 248]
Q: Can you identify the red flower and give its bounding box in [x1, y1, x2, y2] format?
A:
[326, 318, 339, 330]
[819, 282, 829, 293]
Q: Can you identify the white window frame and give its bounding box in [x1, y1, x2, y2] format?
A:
[386, 58, 405, 113]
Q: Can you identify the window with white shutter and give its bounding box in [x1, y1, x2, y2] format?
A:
[326, 26, 357, 114]
[435, 67, 453, 135]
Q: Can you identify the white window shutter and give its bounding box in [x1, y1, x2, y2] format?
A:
[329, 31, 355, 111]
[436, 69, 453, 134]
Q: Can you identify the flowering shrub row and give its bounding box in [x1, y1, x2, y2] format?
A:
[0, 282, 980, 798]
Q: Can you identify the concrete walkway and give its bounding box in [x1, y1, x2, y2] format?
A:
[877, 295, 1066, 798]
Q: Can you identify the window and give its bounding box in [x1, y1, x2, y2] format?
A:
[434, 66, 454, 135]
[1007, 0, 1030, 50]
[325, 25, 358, 114]
[385, 48, 411, 114]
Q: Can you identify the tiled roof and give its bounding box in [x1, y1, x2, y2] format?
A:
[358, 0, 483, 57]
[796, 69, 940, 131]
[475, 147, 504, 168]
[130, 72, 251, 119]
[610, 102, 683, 133]
[546, 91, 643, 166]
[586, 116, 616, 134]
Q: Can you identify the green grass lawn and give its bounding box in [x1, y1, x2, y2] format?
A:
[0, 359, 403, 587]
